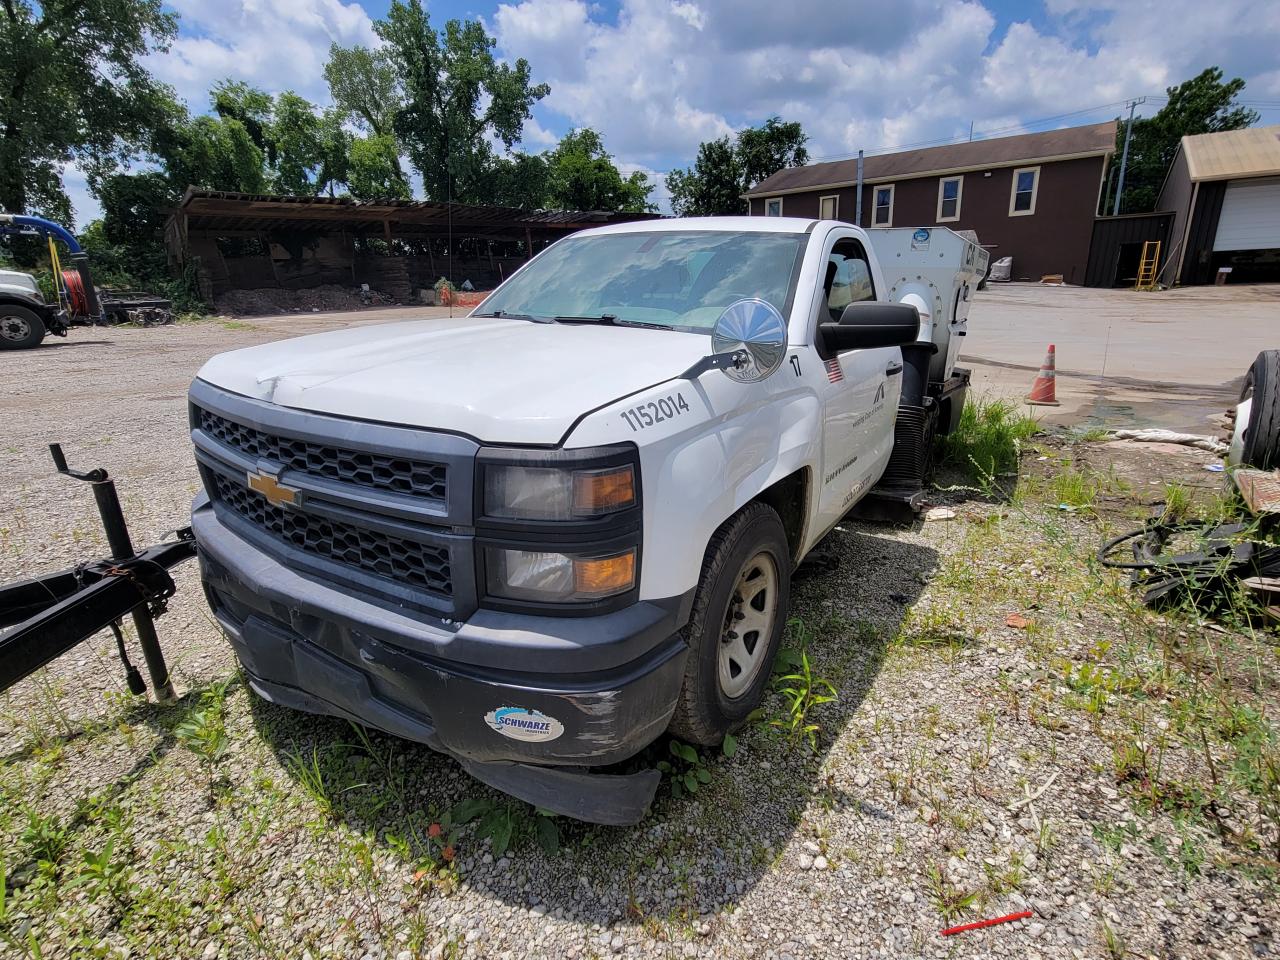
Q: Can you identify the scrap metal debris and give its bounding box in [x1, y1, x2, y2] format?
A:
[1098, 519, 1280, 608]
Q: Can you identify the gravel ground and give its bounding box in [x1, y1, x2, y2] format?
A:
[1, 317, 1278, 960]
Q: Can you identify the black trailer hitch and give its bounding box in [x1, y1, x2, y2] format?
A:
[0, 445, 197, 700]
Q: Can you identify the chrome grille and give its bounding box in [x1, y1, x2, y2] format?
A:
[209, 472, 453, 596]
[197, 407, 447, 501]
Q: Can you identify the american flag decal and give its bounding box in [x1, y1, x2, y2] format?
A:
[825, 357, 844, 383]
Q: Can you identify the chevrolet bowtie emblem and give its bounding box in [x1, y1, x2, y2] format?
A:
[247, 470, 300, 508]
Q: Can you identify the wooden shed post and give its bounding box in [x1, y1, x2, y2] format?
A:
[525, 227, 533, 262]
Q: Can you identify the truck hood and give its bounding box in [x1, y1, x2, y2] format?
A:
[196, 315, 711, 445]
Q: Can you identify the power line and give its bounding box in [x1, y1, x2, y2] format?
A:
[806, 100, 1134, 163]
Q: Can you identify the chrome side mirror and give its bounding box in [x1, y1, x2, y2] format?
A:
[710, 299, 788, 383]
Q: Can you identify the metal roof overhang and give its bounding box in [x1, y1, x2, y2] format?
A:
[171, 189, 656, 241]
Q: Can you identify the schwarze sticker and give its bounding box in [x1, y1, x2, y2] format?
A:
[484, 707, 565, 742]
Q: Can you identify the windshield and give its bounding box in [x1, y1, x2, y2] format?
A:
[475, 230, 806, 333]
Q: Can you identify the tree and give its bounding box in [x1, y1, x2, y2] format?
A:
[544, 129, 655, 212]
[163, 113, 268, 194]
[736, 116, 808, 193]
[159, 83, 351, 197]
[211, 81, 276, 163]
[1110, 67, 1260, 214]
[0, 0, 178, 222]
[269, 94, 350, 196]
[667, 137, 742, 217]
[475, 152, 551, 209]
[325, 43, 409, 195]
[666, 117, 808, 216]
[96, 171, 173, 253]
[375, 0, 549, 202]
[348, 135, 411, 199]
[90, 171, 175, 284]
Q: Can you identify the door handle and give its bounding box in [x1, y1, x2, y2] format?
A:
[885, 362, 903, 377]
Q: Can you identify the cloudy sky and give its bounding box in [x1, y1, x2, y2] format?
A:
[66, 0, 1280, 222]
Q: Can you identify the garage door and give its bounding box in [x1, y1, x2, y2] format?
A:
[1214, 176, 1280, 251]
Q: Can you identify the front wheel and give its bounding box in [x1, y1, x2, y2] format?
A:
[668, 502, 791, 746]
[0, 304, 46, 350]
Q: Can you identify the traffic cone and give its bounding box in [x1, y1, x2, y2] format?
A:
[1026, 344, 1060, 406]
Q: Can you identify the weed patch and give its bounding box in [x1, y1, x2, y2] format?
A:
[938, 398, 1038, 484]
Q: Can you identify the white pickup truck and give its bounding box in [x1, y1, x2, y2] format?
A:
[188, 217, 987, 823]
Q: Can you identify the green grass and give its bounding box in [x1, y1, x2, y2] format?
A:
[938, 398, 1039, 484]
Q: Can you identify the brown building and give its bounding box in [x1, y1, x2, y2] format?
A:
[744, 121, 1117, 284]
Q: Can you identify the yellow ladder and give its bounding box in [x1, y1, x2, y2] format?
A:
[1135, 240, 1161, 291]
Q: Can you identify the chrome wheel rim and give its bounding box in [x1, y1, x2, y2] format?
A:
[0, 315, 31, 342]
[718, 551, 778, 699]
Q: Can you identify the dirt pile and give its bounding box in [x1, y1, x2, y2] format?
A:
[214, 285, 396, 317]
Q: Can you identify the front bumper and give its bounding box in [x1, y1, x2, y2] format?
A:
[194, 499, 692, 823]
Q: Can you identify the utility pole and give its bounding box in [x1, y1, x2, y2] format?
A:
[1112, 97, 1146, 216]
[854, 150, 864, 226]
[968, 121, 974, 142]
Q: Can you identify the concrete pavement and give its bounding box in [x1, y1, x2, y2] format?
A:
[961, 282, 1280, 432]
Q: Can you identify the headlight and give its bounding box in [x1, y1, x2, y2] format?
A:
[485, 546, 636, 602]
[483, 463, 635, 520]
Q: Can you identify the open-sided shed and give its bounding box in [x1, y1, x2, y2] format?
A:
[164, 189, 658, 301]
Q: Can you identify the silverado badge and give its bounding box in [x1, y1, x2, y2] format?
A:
[246, 470, 300, 508]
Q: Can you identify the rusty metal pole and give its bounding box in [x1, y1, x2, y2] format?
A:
[90, 479, 177, 702]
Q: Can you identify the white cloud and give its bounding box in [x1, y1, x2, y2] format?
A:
[492, 0, 737, 163]
[68, 0, 1279, 226]
[493, 0, 1279, 181]
[520, 116, 561, 148]
[148, 0, 378, 109]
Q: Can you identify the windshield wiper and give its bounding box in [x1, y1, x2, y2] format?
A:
[553, 314, 669, 331]
[472, 310, 553, 323]
[553, 313, 619, 324]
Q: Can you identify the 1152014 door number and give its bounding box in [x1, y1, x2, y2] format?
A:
[620, 393, 690, 431]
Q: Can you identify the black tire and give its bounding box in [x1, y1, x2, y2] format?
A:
[1240, 350, 1280, 469]
[668, 501, 791, 746]
[0, 304, 46, 350]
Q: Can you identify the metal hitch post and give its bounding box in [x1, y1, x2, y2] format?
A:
[0, 445, 197, 700]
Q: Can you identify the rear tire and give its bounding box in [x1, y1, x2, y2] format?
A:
[1239, 350, 1280, 469]
[0, 304, 46, 350]
[668, 502, 791, 746]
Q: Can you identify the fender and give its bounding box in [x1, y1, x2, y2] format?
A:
[0, 291, 50, 311]
[565, 371, 821, 602]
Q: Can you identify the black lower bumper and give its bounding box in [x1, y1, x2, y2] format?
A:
[193, 501, 691, 824]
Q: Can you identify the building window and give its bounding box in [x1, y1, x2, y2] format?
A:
[1010, 166, 1039, 216]
[765, 197, 783, 217]
[819, 195, 839, 220]
[937, 176, 963, 222]
[873, 185, 894, 226]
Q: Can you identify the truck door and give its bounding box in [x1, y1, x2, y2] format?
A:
[813, 235, 900, 527]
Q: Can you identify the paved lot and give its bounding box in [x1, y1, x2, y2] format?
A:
[962, 282, 1280, 432]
